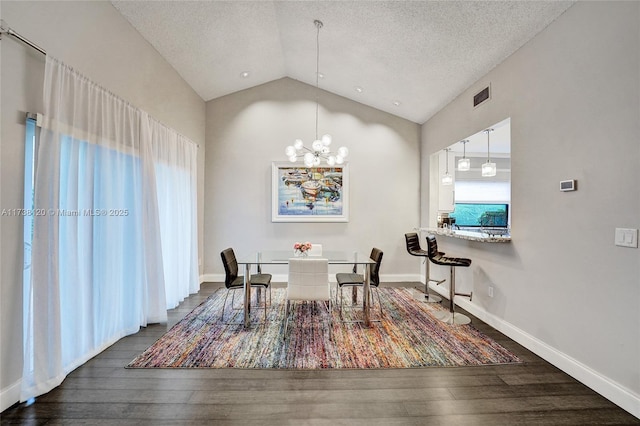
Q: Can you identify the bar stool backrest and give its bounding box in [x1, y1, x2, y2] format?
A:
[404, 233, 423, 254]
[426, 235, 440, 259]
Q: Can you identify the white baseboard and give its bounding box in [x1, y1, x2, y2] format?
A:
[381, 274, 422, 283]
[428, 283, 640, 419]
[200, 273, 220, 283]
[1, 379, 21, 413]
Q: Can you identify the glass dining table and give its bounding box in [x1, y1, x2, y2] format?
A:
[236, 250, 376, 328]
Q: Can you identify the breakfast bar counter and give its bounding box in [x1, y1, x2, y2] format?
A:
[420, 228, 511, 243]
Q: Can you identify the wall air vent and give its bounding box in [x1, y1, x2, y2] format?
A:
[473, 84, 491, 108]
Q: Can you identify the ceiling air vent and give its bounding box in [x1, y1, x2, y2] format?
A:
[473, 84, 491, 108]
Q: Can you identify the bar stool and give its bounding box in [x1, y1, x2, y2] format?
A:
[425, 235, 473, 325]
[404, 233, 442, 303]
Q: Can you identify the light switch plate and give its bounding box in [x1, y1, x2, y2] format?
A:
[615, 228, 638, 248]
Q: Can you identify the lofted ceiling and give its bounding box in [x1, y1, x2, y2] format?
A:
[111, 1, 573, 124]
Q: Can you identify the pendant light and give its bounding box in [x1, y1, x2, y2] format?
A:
[457, 139, 470, 171]
[442, 148, 453, 185]
[481, 129, 497, 177]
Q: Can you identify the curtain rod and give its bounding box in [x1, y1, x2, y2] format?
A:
[0, 20, 46, 55]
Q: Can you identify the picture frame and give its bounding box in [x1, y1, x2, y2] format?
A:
[271, 162, 349, 222]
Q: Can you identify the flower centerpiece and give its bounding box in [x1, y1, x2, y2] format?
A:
[293, 241, 312, 257]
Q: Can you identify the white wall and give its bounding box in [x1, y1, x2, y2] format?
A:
[0, 1, 206, 411]
[204, 77, 420, 281]
[421, 1, 639, 416]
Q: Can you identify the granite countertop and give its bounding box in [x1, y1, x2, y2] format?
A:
[421, 228, 511, 243]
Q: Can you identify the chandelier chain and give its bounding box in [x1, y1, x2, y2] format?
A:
[315, 20, 322, 140]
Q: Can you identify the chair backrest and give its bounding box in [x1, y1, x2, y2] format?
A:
[425, 235, 439, 259]
[404, 233, 422, 254]
[369, 247, 384, 286]
[220, 248, 239, 288]
[287, 258, 330, 301]
[307, 243, 323, 256]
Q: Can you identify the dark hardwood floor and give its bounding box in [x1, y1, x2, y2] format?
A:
[2, 282, 638, 425]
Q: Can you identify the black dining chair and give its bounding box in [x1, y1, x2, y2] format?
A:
[220, 248, 272, 323]
[335, 247, 384, 319]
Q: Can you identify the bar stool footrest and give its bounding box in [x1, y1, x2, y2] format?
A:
[455, 291, 472, 300]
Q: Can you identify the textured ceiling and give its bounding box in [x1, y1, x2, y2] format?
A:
[111, 1, 573, 124]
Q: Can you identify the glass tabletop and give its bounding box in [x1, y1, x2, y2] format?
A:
[237, 250, 374, 265]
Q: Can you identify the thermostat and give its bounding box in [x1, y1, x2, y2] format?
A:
[560, 179, 576, 192]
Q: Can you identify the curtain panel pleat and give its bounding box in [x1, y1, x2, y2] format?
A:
[21, 56, 199, 401]
[147, 115, 199, 309]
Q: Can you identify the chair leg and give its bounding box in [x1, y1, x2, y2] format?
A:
[221, 288, 245, 325]
[366, 286, 383, 321]
[263, 286, 267, 323]
[267, 285, 272, 322]
[221, 289, 230, 321]
[449, 266, 456, 314]
[231, 289, 236, 311]
[374, 286, 383, 318]
[285, 300, 290, 333]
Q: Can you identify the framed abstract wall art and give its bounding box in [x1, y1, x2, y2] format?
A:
[271, 162, 349, 222]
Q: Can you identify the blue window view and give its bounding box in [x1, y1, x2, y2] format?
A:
[450, 203, 509, 227]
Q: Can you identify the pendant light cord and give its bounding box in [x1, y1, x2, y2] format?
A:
[445, 148, 449, 173]
[485, 129, 492, 162]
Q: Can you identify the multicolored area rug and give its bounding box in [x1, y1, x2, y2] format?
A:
[127, 287, 521, 369]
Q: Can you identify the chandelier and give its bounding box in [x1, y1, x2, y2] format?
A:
[285, 20, 348, 167]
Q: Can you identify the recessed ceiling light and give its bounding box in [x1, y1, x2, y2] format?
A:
[317, 72, 324, 79]
[393, 101, 401, 107]
[354, 86, 363, 93]
[240, 71, 250, 78]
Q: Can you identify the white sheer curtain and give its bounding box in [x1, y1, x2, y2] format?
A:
[21, 57, 198, 400]
[146, 115, 199, 308]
